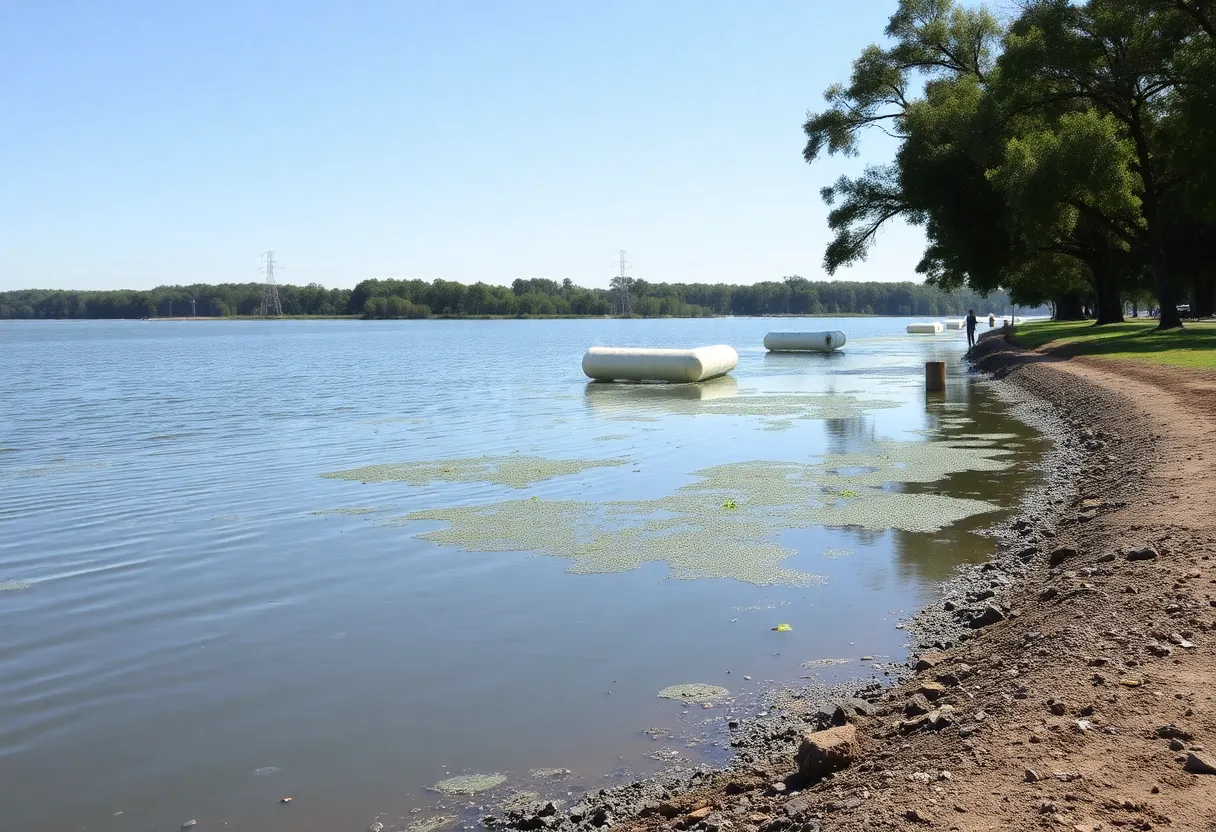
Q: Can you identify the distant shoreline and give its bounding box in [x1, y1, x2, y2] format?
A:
[2, 311, 982, 323]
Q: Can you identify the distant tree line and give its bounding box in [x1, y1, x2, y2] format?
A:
[0, 283, 351, 319]
[0, 276, 1015, 320]
[803, 0, 1216, 328]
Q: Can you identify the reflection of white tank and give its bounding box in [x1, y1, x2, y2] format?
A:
[945, 320, 965, 330]
[581, 345, 738, 383]
[763, 331, 846, 352]
[906, 322, 945, 334]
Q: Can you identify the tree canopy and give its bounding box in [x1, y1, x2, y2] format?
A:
[803, 0, 1216, 328]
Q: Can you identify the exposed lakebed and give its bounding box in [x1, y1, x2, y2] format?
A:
[0, 317, 1046, 832]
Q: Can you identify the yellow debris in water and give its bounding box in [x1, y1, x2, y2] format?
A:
[772, 623, 793, 632]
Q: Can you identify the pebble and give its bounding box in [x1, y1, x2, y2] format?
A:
[1127, 546, 1159, 561]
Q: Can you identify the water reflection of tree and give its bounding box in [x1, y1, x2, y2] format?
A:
[890, 528, 991, 584]
[822, 416, 876, 454]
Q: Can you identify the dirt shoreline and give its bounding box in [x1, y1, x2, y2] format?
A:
[491, 333, 1216, 832]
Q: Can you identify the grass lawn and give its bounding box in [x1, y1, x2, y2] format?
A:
[1011, 319, 1216, 370]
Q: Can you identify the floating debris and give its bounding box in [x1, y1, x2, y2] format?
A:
[529, 768, 571, 778]
[772, 623, 793, 632]
[432, 774, 507, 795]
[0, 580, 31, 592]
[592, 434, 632, 442]
[821, 548, 854, 559]
[253, 766, 281, 776]
[322, 456, 626, 489]
[658, 684, 730, 702]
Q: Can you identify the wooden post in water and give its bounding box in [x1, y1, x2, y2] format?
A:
[925, 361, 946, 392]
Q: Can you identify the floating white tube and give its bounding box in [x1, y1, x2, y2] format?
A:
[945, 320, 965, 330]
[763, 330, 846, 353]
[906, 322, 945, 334]
[581, 345, 738, 383]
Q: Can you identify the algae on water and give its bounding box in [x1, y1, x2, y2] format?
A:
[409, 816, 456, 832]
[322, 456, 627, 489]
[396, 440, 1005, 586]
[433, 774, 507, 795]
[658, 684, 730, 702]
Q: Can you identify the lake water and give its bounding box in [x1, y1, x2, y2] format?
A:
[0, 317, 1045, 832]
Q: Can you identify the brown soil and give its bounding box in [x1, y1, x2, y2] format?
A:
[607, 337, 1216, 831]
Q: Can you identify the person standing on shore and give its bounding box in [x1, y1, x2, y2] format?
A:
[966, 309, 978, 349]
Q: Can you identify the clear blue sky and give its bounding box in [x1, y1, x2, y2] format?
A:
[0, 1, 929, 291]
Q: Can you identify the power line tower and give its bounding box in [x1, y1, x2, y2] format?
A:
[259, 251, 283, 317]
[611, 250, 632, 317]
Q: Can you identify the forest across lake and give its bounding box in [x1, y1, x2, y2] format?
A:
[0, 276, 1019, 320]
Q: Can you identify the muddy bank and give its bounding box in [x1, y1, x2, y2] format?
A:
[487, 334, 1216, 832]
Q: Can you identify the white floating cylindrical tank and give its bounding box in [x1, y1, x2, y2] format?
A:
[762, 331, 846, 353]
[906, 322, 945, 334]
[945, 320, 965, 330]
[581, 345, 739, 383]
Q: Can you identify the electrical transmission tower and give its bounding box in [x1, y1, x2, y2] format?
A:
[259, 251, 283, 317]
[612, 250, 632, 317]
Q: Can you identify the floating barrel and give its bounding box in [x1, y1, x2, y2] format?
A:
[906, 322, 945, 334]
[763, 330, 846, 353]
[581, 345, 739, 383]
[945, 320, 965, 330]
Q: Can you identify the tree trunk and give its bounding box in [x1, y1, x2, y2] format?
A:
[1126, 110, 1182, 330]
[1193, 272, 1215, 319]
[1152, 250, 1183, 329]
[1055, 292, 1086, 320]
[1088, 252, 1124, 324]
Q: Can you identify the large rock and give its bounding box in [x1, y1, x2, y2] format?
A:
[914, 651, 948, 672]
[1048, 547, 1079, 567]
[1183, 752, 1216, 775]
[796, 724, 859, 781]
[904, 694, 933, 716]
[968, 604, 1006, 629]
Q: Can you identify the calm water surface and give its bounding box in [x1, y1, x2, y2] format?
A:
[0, 318, 1045, 832]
